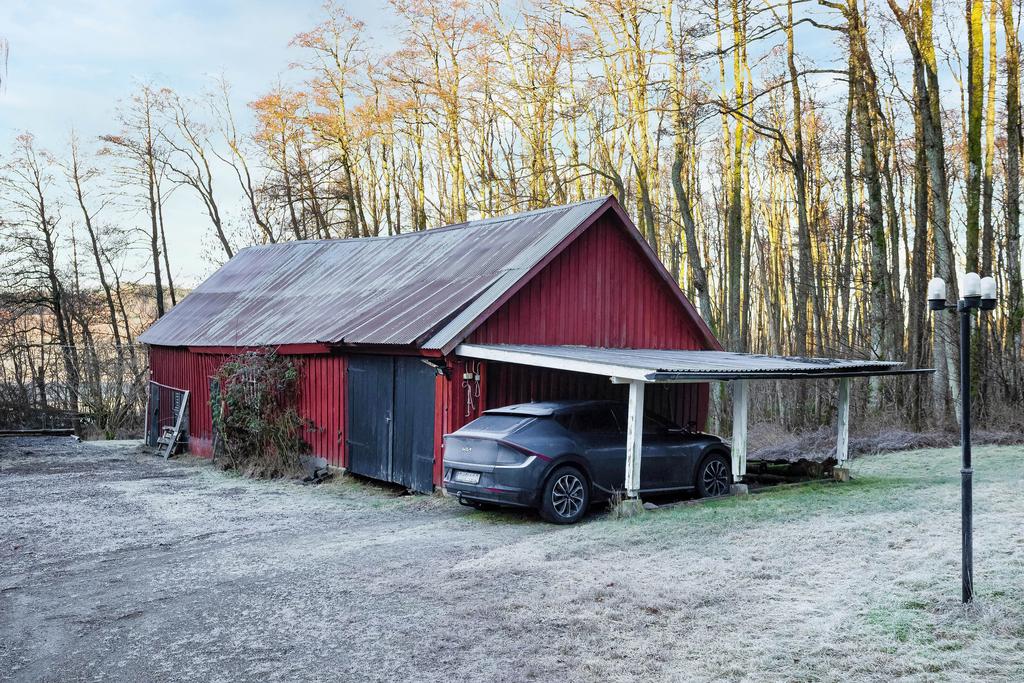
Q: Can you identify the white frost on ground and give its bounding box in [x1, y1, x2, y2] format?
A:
[1, 436, 1022, 682]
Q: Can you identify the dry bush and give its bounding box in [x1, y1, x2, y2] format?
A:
[748, 421, 1024, 463]
[210, 349, 310, 478]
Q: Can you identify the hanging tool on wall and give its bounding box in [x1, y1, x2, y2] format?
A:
[462, 361, 481, 417]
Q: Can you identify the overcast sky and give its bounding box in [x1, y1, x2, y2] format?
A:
[0, 1, 393, 286]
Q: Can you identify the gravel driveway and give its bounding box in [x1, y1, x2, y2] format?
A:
[2, 437, 1022, 682]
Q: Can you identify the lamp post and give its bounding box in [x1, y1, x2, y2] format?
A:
[928, 272, 997, 604]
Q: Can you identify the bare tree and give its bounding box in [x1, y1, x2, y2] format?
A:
[210, 77, 276, 244]
[100, 84, 174, 318]
[0, 133, 80, 421]
[162, 90, 233, 259]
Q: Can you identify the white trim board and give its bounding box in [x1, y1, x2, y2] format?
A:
[456, 344, 652, 381]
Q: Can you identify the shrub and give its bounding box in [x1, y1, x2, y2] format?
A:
[210, 349, 309, 478]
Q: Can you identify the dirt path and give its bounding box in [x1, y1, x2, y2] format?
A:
[2, 437, 1022, 682]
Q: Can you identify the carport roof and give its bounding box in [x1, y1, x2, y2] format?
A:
[455, 344, 930, 382]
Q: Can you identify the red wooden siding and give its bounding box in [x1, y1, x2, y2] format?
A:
[295, 355, 347, 468]
[484, 362, 707, 431]
[148, 346, 347, 467]
[149, 346, 225, 456]
[468, 215, 706, 349]
[436, 357, 487, 484]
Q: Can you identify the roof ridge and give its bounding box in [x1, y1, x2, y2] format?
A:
[238, 197, 611, 253]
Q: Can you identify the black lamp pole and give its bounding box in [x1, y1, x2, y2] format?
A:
[929, 274, 996, 605]
[958, 297, 974, 604]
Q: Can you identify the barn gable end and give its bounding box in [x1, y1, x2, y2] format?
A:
[467, 209, 717, 350]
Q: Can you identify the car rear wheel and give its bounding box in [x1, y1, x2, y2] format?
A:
[539, 465, 589, 524]
[696, 453, 732, 498]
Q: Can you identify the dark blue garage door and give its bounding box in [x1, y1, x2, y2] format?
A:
[346, 355, 435, 493]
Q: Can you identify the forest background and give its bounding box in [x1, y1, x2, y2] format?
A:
[1, 0, 1021, 440]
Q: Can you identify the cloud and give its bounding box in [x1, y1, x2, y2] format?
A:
[0, 0, 331, 285]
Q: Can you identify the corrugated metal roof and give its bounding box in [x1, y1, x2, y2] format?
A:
[139, 197, 611, 348]
[456, 344, 921, 382]
[420, 199, 609, 350]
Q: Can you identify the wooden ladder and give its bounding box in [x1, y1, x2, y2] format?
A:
[156, 391, 190, 459]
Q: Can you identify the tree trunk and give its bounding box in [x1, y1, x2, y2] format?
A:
[907, 58, 931, 428]
[849, 13, 889, 373]
[786, 0, 815, 358]
[965, 0, 984, 271]
[69, 143, 122, 349]
[1003, 0, 1023, 365]
[146, 152, 165, 318]
[155, 176, 176, 307]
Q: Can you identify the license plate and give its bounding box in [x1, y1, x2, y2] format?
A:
[453, 470, 481, 484]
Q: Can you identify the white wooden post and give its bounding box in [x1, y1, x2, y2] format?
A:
[624, 380, 645, 498]
[731, 380, 748, 483]
[836, 377, 850, 466]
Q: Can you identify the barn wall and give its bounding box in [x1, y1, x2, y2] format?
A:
[468, 215, 706, 349]
[148, 346, 347, 467]
[484, 363, 707, 431]
[149, 346, 224, 456]
[295, 355, 347, 468]
[436, 357, 487, 485]
[467, 214, 712, 429]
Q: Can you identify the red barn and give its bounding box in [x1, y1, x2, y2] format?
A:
[140, 196, 721, 492]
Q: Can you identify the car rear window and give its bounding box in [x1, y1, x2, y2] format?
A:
[567, 408, 619, 434]
[463, 414, 531, 433]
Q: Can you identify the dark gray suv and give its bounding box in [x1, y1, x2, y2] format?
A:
[442, 400, 731, 524]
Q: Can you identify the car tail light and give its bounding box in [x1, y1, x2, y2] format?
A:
[495, 440, 550, 465]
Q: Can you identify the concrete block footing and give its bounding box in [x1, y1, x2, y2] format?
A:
[614, 497, 646, 517]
